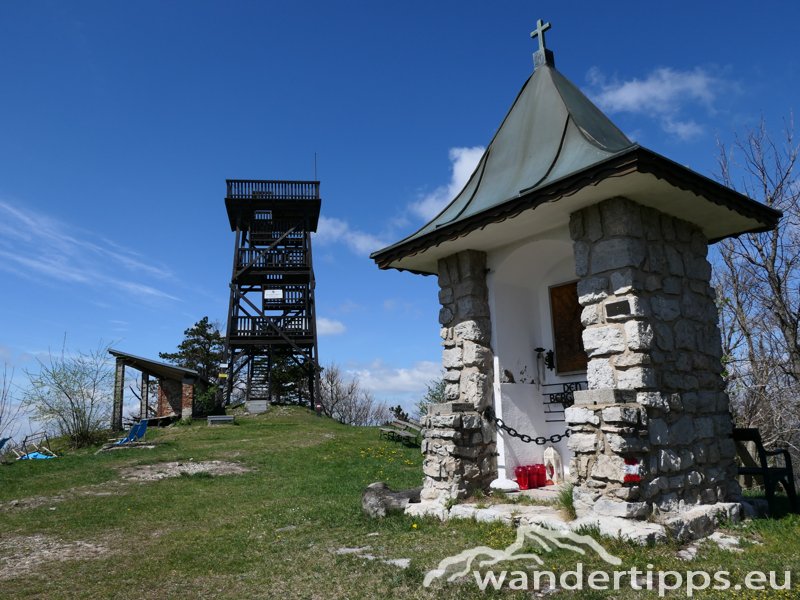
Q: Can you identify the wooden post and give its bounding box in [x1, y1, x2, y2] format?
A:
[112, 359, 125, 431]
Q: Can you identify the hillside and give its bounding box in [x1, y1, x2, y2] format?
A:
[1, 407, 798, 599]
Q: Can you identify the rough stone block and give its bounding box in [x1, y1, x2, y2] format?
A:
[649, 418, 669, 446]
[651, 296, 681, 321]
[456, 295, 489, 318]
[674, 321, 697, 350]
[442, 347, 462, 369]
[577, 276, 608, 306]
[636, 391, 670, 411]
[609, 268, 640, 294]
[600, 197, 643, 236]
[686, 470, 704, 486]
[665, 246, 685, 275]
[430, 414, 461, 429]
[568, 432, 600, 453]
[443, 369, 460, 383]
[670, 415, 695, 445]
[564, 405, 601, 426]
[444, 383, 460, 402]
[624, 320, 654, 351]
[591, 238, 646, 273]
[582, 325, 626, 357]
[592, 497, 649, 519]
[614, 352, 651, 368]
[453, 319, 491, 344]
[645, 274, 662, 292]
[572, 486, 601, 517]
[581, 304, 601, 326]
[591, 454, 626, 483]
[601, 405, 643, 425]
[460, 414, 482, 429]
[659, 449, 682, 473]
[584, 358, 614, 388]
[606, 433, 647, 453]
[438, 306, 454, 326]
[574, 240, 590, 277]
[438, 287, 454, 305]
[695, 417, 714, 439]
[647, 245, 666, 272]
[462, 341, 490, 367]
[616, 366, 656, 389]
[686, 257, 712, 281]
[573, 387, 635, 406]
[679, 449, 695, 470]
[662, 277, 683, 295]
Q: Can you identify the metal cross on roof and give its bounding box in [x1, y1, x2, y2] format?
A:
[530, 18, 554, 69]
[530, 18, 551, 53]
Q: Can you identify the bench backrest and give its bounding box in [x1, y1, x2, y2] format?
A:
[393, 419, 421, 432]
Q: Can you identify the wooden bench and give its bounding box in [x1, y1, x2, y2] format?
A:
[379, 420, 422, 445]
[207, 415, 235, 426]
[733, 427, 798, 513]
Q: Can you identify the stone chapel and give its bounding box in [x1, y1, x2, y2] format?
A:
[370, 21, 780, 525]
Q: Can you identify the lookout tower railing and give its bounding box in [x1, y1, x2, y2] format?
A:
[225, 179, 320, 200]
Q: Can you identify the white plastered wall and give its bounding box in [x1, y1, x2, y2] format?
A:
[487, 225, 585, 481]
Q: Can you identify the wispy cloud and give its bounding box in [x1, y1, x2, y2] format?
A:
[349, 360, 441, 397]
[314, 215, 388, 256]
[0, 199, 179, 303]
[317, 317, 346, 335]
[586, 67, 733, 141]
[410, 146, 484, 220]
[312, 146, 485, 258]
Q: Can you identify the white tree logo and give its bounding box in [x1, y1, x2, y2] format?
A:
[423, 525, 622, 587]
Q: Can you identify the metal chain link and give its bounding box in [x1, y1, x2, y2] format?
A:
[482, 407, 571, 445]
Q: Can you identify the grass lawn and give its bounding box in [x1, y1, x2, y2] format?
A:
[0, 406, 798, 599]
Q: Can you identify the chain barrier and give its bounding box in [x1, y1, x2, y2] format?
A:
[482, 406, 571, 445]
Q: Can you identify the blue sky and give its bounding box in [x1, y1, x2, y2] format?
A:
[1, 1, 799, 421]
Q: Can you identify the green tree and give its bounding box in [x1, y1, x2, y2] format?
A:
[160, 317, 225, 414]
[159, 317, 225, 385]
[414, 377, 446, 421]
[390, 404, 410, 422]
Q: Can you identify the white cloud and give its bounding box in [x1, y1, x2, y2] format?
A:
[314, 215, 388, 256]
[317, 317, 346, 335]
[661, 118, 705, 141]
[410, 146, 485, 220]
[349, 360, 441, 397]
[0, 199, 179, 302]
[586, 67, 730, 141]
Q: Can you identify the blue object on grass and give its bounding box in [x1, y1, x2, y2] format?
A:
[114, 419, 149, 446]
[19, 451, 54, 460]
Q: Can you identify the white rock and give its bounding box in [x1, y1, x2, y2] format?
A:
[570, 515, 667, 545]
[489, 477, 520, 493]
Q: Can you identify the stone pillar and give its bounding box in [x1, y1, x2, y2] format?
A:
[437, 250, 493, 410]
[567, 197, 740, 520]
[420, 402, 497, 501]
[419, 250, 496, 502]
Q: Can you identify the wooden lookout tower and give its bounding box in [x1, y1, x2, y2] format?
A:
[224, 179, 322, 412]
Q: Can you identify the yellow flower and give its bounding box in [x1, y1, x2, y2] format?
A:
[412, 523, 418, 529]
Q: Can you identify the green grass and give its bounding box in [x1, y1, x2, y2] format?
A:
[0, 407, 798, 599]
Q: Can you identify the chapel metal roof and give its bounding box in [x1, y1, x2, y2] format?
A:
[370, 22, 781, 273]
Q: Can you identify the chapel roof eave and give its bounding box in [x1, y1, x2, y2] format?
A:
[370, 146, 782, 273]
[108, 349, 210, 384]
